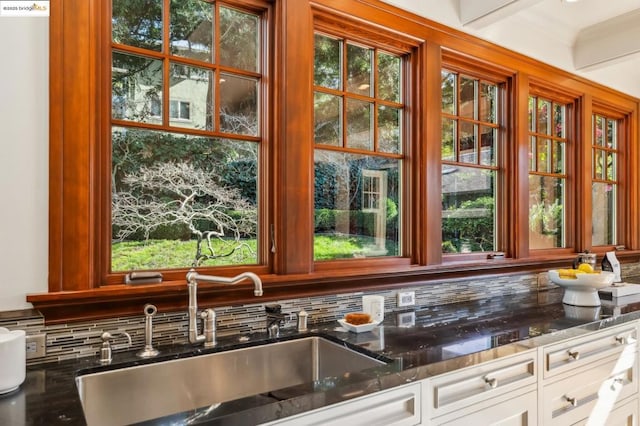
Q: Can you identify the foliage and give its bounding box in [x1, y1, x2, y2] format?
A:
[112, 162, 257, 268]
[529, 198, 563, 235]
[442, 196, 495, 253]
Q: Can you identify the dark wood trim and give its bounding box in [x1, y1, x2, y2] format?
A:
[29, 250, 640, 324]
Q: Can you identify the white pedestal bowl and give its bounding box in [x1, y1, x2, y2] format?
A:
[548, 270, 615, 307]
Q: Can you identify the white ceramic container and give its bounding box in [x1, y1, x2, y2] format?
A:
[0, 327, 25, 394]
[548, 270, 615, 307]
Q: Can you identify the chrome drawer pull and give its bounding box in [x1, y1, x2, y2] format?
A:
[567, 350, 580, 360]
[483, 376, 498, 389]
[565, 396, 578, 407]
[615, 335, 635, 345]
[611, 377, 624, 391]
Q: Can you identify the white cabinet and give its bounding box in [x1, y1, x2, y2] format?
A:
[540, 322, 639, 425]
[263, 320, 640, 426]
[262, 381, 422, 426]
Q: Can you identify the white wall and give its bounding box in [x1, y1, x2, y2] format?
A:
[0, 17, 49, 310]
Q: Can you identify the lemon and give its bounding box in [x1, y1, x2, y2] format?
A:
[577, 263, 594, 273]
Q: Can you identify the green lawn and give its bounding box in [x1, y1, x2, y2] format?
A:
[112, 234, 371, 271]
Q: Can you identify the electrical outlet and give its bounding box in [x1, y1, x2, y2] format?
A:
[26, 333, 46, 359]
[397, 291, 416, 307]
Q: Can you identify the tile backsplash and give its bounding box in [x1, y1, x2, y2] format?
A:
[6, 262, 640, 366]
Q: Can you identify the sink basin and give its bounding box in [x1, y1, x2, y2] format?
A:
[76, 336, 386, 425]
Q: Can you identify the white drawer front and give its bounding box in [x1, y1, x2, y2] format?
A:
[542, 352, 638, 425]
[571, 397, 638, 426]
[263, 381, 422, 426]
[544, 325, 637, 378]
[428, 350, 537, 417]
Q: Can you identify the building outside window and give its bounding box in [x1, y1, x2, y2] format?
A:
[313, 32, 405, 260]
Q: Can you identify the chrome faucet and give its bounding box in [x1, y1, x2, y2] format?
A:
[186, 269, 263, 347]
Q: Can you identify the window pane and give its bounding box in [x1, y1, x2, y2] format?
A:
[594, 115, 604, 146]
[606, 151, 616, 181]
[537, 138, 551, 173]
[219, 74, 258, 136]
[537, 99, 551, 135]
[592, 182, 616, 246]
[170, 0, 213, 62]
[442, 167, 496, 253]
[529, 175, 565, 249]
[459, 121, 477, 164]
[111, 127, 259, 271]
[479, 126, 496, 167]
[377, 52, 401, 102]
[607, 119, 617, 148]
[314, 34, 341, 90]
[219, 6, 259, 72]
[459, 76, 476, 119]
[112, 0, 162, 51]
[479, 83, 497, 123]
[529, 136, 536, 171]
[314, 150, 400, 259]
[314, 92, 342, 146]
[441, 71, 455, 114]
[594, 149, 605, 179]
[112, 52, 163, 123]
[553, 140, 565, 174]
[169, 63, 213, 130]
[346, 43, 372, 96]
[378, 105, 400, 154]
[442, 118, 456, 161]
[346, 99, 373, 151]
[553, 104, 565, 138]
[528, 97, 535, 132]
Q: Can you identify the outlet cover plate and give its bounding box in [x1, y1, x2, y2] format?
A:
[26, 333, 46, 359]
[397, 291, 416, 307]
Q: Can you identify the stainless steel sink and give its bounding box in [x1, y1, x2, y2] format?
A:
[76, 336, 386, 426]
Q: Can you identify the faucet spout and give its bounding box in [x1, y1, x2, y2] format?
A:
[186, 269, 263, 346]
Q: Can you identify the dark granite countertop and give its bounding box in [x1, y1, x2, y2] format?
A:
[5, 288, 640, 426]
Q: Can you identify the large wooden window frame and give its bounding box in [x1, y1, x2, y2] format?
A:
[440, 52, 513, 263]
[310, 12, 418, 272]
[31, 0, 640, 324]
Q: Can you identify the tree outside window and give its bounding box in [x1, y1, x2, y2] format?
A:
[110, 0, 263, 271]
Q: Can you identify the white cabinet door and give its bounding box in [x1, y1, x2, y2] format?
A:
[262, 381, 422, 426]
[429, 389, 537, 426]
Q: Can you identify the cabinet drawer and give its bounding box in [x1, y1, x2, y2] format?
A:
[571, 398, 638, 426]
[541, 352, 638, 425]
[431, 389, 537, 426]
[543, 324, 637, 378]
[263, 381, 421, 426]
[427, 350, 536, 417]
